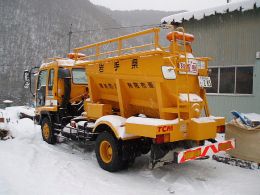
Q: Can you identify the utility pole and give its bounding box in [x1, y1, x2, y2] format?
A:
[68, 24, 72, 53]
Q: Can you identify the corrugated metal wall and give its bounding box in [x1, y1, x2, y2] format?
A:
[183, 8, 260, 120]
[184, 8, 260, 66]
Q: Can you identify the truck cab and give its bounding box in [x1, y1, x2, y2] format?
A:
[34, 58, 88, 142]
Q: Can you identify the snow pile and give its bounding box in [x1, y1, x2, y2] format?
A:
[126, 117, 179, 126]
[0, 107, 260, 194]
[191, 117, 215, 123]
[179, 93, 203, 102]
[244, 113, 260, 122]
[95, 115, 135, 138]
[161, 0, 260, 24]
[0, 106, 35, 140]
[2, 100, 13, 104]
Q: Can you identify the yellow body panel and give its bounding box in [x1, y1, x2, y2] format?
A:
[125, 122, 186, 141]
[213, 117, 225, 126]
[86, 103, 112, 120]
[187, 120, 217, 140]
[125, 123, 159, 138]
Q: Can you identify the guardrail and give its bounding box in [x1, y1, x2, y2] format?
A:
[73, 28, 161, 61]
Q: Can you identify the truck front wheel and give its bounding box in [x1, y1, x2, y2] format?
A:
[41, 118, 56, 144]
[95, 131, 124, 172]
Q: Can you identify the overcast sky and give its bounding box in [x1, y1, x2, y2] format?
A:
[89, 0, 244, 11]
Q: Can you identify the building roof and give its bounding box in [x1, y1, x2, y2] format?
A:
[161, 0, 260, 24]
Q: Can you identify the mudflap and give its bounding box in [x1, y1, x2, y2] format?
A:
[212, 154, 260, 170]
[149, 144, 177, 169]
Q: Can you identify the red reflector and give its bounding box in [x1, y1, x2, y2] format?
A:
[155, 135, 164, 144]
[217, 125, 225, 133]
[155, 134, 170, 144]
[70, 121, 76, 128]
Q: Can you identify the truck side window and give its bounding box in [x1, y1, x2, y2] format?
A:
[72, 68, 88, 84]
[37, 70, 48, 90]
[48, 69, 54, 96]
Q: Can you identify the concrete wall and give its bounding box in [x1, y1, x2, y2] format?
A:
[182, 8, 260, 120]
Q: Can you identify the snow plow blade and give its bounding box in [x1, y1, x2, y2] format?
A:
[150, 139, 235, 169]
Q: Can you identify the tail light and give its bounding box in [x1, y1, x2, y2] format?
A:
[70, 120, 76, 128]
[217, 125, 225, 133]
[155, 134, 170, 144]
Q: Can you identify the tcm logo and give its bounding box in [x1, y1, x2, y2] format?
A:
[157, 125, 174, 133]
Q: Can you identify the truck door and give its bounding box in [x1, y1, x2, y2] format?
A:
[45, 68, 58, 107]
[36, 69, 48, 107]
[70, 68, 88, 102]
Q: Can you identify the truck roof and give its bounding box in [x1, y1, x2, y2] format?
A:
[40, 58, 88, 69]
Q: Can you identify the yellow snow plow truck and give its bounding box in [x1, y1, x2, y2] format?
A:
[24, 27, 235, 172]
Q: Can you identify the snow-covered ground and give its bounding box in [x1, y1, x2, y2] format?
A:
[0, 107, 259, 195]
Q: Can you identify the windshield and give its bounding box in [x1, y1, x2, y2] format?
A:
[37, 70, 48, 89]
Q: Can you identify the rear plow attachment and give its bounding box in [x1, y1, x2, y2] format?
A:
[150, 139, 235, 169]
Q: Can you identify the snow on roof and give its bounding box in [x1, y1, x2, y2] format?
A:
[192, 117, 215, 123]
[3, 100, 13, 104]
[40, 59, 88, 68]
[161, 0, 260, 24]
[56, 59, 75, 66]
[126, 117, 179, 126]
[243, 113, 260, 122]
[179, 93, 203, 102]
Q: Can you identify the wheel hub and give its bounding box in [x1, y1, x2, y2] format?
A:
[43, 123, 50, 139]
[100, 140, 113, 163]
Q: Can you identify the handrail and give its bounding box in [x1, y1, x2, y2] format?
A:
[169, 26, 191, 122]
[73, 28, 161, 61]
[177, 26, 191, 121]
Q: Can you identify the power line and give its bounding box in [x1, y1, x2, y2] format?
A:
[71, 23, 162, 34]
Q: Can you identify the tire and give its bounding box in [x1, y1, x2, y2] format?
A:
[41, 117, 56, 144]
[95, 131, 124, 172]
[121, 158, 135, 170]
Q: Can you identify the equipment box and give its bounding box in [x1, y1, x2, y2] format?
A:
[86, 103, 112, 120]
[225, 123, 260, 163]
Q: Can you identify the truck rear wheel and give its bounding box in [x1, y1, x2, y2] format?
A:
[41, 118, 56, 144]
[95, 131, 124, 172]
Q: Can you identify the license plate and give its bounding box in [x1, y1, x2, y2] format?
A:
[198, 76, 212, 88]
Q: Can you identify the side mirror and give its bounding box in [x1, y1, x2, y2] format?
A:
[23, 66, 39, 96]
[23, 70, 30, 81]
[23, 81, 30, 89]
[58, 68, 71, 79]
[23, 70, 30, 89]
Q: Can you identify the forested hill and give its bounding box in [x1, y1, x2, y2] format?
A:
[96, 5, 183, 28]
[0, 0, 180, 105]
